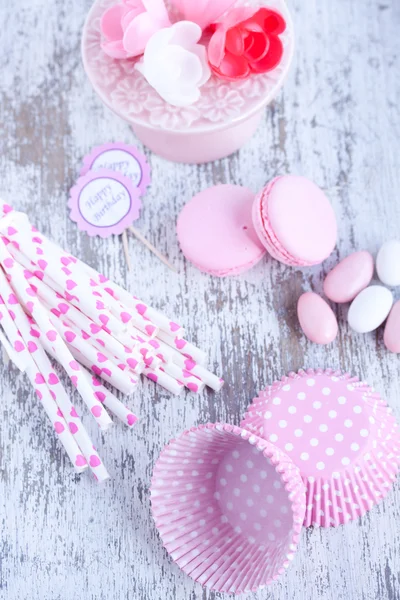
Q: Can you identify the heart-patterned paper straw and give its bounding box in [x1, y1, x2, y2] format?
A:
[0, 268, 110, 478]
[144, 367, 184, 396]
[44, 342, 138, 429]
[146, 334, 222, 391]
[49, 252, 161, 339]
[66, 342, 139, 393]
[82, 369, 138, 429]
[142, 353, 162, 370]
[0, 243, 114, 432]
[31, 273, 144, 373]
[82, 263, 185, 337]
[0, 327, 27, 373]
[7, 244, 149, 363]
[48, 314, 138, 395]
[0, 285, 88, 473]
[170, 352, 224, 392]
[29, 331, 111, 482]
[163, 362, 205, 394]
[24, 256, 156, 380]
[157, 330, 207, 365]
[2, 218, 125, 335]
[118, 327, 170, 365]
[0, 201, 223, 403]
[141, 336, 174, 365]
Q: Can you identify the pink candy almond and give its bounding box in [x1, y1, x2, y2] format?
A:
[324, 251, 374, 303]
[297, 292, 338, 345]
[384, 300, 400, 353]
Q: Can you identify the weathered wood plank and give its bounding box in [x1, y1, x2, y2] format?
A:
[1, 0, 400, 598]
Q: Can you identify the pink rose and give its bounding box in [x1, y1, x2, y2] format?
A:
[101, 0, 171, 59]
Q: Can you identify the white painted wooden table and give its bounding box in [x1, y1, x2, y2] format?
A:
[1, 1, 400, 599]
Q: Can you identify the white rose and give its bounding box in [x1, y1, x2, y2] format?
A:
[136, 21, 211, 108]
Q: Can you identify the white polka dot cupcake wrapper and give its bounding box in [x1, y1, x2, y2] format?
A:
[241, 368, 400, 528]
[151, 424, 306, 594]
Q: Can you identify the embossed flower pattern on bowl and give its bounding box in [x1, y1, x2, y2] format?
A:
[82, 0, 295, 133]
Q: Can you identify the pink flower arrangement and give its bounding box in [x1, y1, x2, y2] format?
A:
[100, 0, 287, 106]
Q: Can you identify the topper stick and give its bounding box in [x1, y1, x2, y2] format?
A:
[128, 226, 177, 273]
[122, 230, 132, 272]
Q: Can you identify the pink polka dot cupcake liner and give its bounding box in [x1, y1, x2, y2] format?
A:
[241, 368, 400, 528]
[151, 423, 306, 595]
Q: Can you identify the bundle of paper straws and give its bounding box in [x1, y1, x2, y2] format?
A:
[0, 200, 223, 482]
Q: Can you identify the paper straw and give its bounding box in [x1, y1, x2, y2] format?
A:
[1, 203, 222, 397]
[20, 334, 110, 479]
[47, 314, 138, 395]
[0, 244, 113, 432]
[171, 352, 224, 392]
[66, 343, 138, 394]
[4, 241, 68, 296]
[156, 330, 207, 365]
[1, 218, 124, 334]
[0, 326, 27, 373]
[163, 363, 205, 393]
[0, 289, 88, 473]
[44, 342, 138, 429]
[82, 263, 185, 337]
[30, 273, 144, 373]
[143, 367, 184, 396]
[5, 242, 159, 348]
[0, 270, 109, 479]
[82, 370, 138, 429]
[11, 244, 147, 367]
[118, 327, 168, 364]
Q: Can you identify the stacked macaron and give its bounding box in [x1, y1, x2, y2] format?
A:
[177, 175, 337, 276]
[297, 241, 400, 352]
[252, 175, 337, 267]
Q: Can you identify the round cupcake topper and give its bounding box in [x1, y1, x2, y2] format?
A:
[68, 169, 142, 238]
[241, 369, 400, 528]
[69, 146, 175, 271]
[81, 142, 151, 195]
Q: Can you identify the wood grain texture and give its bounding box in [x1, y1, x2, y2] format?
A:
[1, 0, 400, 599]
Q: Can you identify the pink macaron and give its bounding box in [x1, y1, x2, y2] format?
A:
[252, 175, 337, 266]
[177, 184, 267, 277]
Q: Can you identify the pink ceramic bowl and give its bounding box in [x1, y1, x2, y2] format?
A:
[82, 0, 295, 164]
